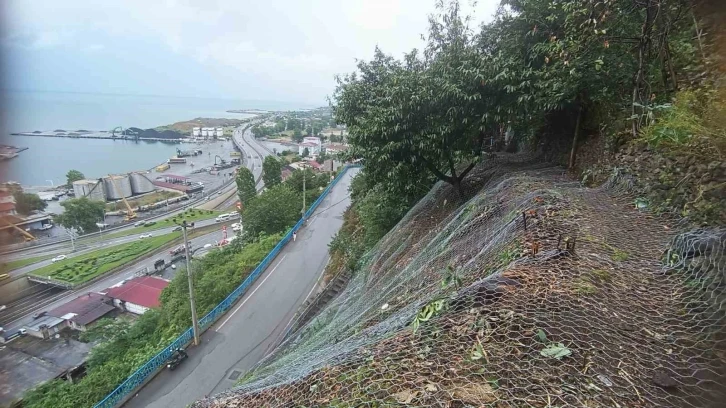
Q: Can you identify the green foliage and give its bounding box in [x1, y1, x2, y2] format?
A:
[262, 156, 282, 188]
[302, 147, 310, 157]
[355, 185, 411, 247]
[53, 197, 105, 234]
[242, 184, 301, 236]
[13, 191, 47, 215]
[65, 169, 85, 186]
[31, 233, 179, 284]
[236, 166, 256, 207]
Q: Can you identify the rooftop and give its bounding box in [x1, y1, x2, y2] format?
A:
[24, 315, 65, 332]
[48, 292, 115, 326]
[103, 276, 170, 309]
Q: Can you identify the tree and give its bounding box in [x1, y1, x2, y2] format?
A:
[13, 192, 47, 215]
[262, 156, 282, 188]
[241, 184, 301, 236]
[302, 147, 310, 158]
[236, 167, 256, 208]
[292, 129, 303, 143]
[66, 169, 85, 186]
[53, 197, 105, 234]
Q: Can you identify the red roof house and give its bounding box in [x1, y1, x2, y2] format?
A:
[103, 276, 170, 315]
[48, 292, 116, 331]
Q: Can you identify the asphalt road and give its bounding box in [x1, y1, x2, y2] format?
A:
[0, 221, 238, 332]
[123, 167, 358, 408]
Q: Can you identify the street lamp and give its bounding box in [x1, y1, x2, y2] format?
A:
[181, 220, 200, 346]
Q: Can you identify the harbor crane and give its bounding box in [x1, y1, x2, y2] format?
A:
[108, 175, 137, 221]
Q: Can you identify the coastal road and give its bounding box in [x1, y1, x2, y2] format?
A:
[0, 222, 237, 332]
[123, 167, 358, 408]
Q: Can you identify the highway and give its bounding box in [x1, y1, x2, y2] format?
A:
[0, 124, 273, 331]
[123, 167, 358, 408]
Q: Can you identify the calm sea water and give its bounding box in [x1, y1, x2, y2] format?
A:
[1, 91, 309, 185]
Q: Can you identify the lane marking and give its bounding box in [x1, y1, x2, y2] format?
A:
[216, 254, 288, 332]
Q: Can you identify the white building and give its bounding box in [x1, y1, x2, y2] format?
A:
[299, 136, 322, 156]
[192, 127, 201, 137]
[216, 127, 224, 137]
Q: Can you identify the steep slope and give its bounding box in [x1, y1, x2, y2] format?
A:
[195, 155, 726, 407]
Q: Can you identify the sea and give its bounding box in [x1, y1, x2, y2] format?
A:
[0, 90, 310, 186]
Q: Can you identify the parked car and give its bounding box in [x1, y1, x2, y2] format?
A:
[139, 233, 153, 239]
[51, 255, 67, 263]
[38, 224, 53, 231]
[134, 221, 145, 227]
[32, 311, 47, 320]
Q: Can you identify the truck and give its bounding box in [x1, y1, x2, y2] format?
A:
[168, 157, 187, 164]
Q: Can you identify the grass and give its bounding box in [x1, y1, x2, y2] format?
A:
[30, 233, 181, 284]
[0, 255, 54, 274]
[104, 208, 221, 240]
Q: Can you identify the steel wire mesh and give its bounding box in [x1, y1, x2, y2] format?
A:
[195, 154, 726, 408]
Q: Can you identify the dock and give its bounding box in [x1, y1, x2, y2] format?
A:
[10, 132, 186, 143]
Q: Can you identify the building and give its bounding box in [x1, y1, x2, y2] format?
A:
[298, 137, 322, 156]
[323, 143, 349, 155]
[322, 159, 344, 172]
[102, 276, 170, 315]
[215, 127, 224, 137]
[192, 127, 201, 137]
[48, 292, 116, 331]
[72, 179, 106, 202]
[0, 190, 16, 215]
[24, 315, 67, 339]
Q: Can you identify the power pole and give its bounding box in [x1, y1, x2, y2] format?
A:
[301, 170, 306, 220]
[181, 220, 200, 346]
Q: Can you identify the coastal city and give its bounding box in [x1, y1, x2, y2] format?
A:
[1, 1, 724, 408]
[0, 108, 351, 405]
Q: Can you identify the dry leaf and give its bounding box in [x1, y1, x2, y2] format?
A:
[425, 383, 438, 392]
[453, 383, 497, 404]
[392, 389, 418, 404]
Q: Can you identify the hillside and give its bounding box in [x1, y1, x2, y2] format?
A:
[195, 155, 726, 407]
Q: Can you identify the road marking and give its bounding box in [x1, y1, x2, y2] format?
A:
[216, 254, 288, 332]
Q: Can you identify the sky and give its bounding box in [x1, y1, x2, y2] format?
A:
[0, 0, 498, 106]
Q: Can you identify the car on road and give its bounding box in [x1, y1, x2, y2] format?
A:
[144, 221, 156, 227]
[32, 311, 47, 320]
[134, 221, 145, 227]
[0, 305, 6, 312]
[51, 255, 67, 263]
[139, 233, 153, 239]
[172, 226, 182, 232]
[203, 243, 213, 249]
[38, 224, 53, 231]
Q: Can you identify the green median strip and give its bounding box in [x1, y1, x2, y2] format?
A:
[103, 208, 221, 240]
[29, 233, 182, 285]
[0, 255, 54, 274]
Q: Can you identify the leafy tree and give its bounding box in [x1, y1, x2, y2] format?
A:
[262, 156, 282, 188]
[66, 169, 85, 186]
[13, 191, 47, 215]
[241, 184, 301, 236]
[302, 147, 310, 157]
[292, 129, 303, 142]
[235, 167, 256, 208]
[53, 197, 105, 233]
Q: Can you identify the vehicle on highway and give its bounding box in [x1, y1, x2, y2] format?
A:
[216, 213, 234, 222]
[203, 243, 213, 249]
[232, 223, 242, 232]
[51, 255, 67, 263]
[32, 311, 47, 320]
[139, 233, 153, 239]
[38, 224, 53, 231]
[134, 221, 145, 227]
[144, 221, 156, 227]
[172, 226, 182, 232]
[0, 305, 6, 312]
[0, 274, 9, 281]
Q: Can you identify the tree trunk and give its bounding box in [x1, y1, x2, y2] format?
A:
[632, 0, 656, 138]
[569, 105, 584, 170]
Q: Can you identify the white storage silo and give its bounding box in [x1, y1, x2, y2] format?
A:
[73, 179, 107, 202]
[129, 172, 155, 195]
[104, 175, 133, 200]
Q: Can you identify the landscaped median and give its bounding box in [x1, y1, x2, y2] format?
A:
[104, 208, 221, 240]
[29, 233, 182, 286]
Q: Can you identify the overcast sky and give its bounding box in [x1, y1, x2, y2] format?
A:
[1, 0, 498, 105]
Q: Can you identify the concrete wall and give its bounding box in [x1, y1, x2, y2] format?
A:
[0, 277, 46, 305]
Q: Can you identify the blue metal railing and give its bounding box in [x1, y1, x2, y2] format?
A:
[94, 164, 360, 408]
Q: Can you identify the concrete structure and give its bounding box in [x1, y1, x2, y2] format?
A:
[322, 159, 344, 172]
[103, 276, 170, 315]
[48, 292, 116, 331]
[104, 174, 133, 200]
[215, 127, 224, 137]
[130, 172, 156, 195]
[23, 315, 66, 339]
[72, 179, 106, 201]
[192, 127, 201, 137]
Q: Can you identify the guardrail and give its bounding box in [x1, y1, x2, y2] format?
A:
[93, 163, 360, 408]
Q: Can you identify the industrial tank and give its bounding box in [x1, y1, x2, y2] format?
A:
[72, 179, 106, 202]
[129, 172, 155, 194]
[104, 175, 132, 199]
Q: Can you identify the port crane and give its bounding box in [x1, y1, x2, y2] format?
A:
[108, 175, 137, 221]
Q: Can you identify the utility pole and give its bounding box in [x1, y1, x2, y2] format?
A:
[302, 170, 306, 220]
[181, 220, 200, 345]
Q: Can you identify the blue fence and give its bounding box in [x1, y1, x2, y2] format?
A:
[94, 164, 359, 408]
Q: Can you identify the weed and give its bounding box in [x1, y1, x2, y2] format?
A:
[589, 269, 613, 282]
[573, 279, 597, 295]
[612, 249, 629, 262]
[412, 299, 446, 334]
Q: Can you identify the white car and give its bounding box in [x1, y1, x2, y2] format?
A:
[139, 233, 153, 239]
[51, 255, 67, 263]
[203, 243, 213, 249]
[0, 305, 6, 312]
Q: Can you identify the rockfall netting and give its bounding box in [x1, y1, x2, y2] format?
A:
[195, 154, 726, 408]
